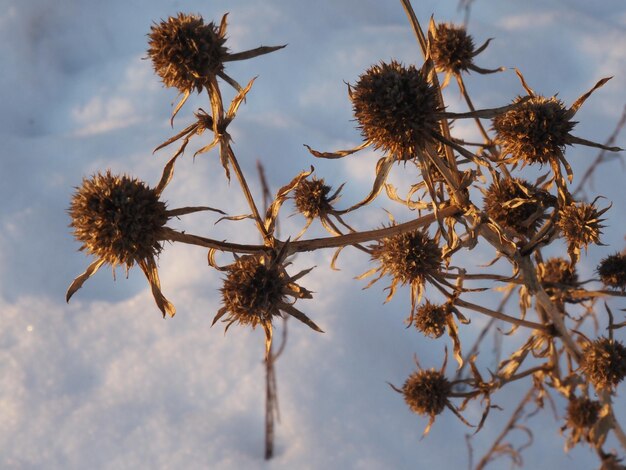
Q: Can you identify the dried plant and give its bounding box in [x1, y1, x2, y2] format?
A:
[65, 1, 626, 467]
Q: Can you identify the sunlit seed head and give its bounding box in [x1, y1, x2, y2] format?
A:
[566, 396, 601, 430]
[430, 23, 475, 74]
[597, 253, 626, 290]
[483, 177, 550, 237]
[371, 230, 442, 286]
[414, 301, 449, 339]
[493, 95, 574, 165]
[220, 255, 285, 327]
[351, 60, 441, 160]
[558, 202, 604, 251]
[539, 257, 578, 296]
[69, 171, 167, 267]
[294, 178, 333, 219]
[581, 337, 626, 391]
[147, 13, 228, 93]
[403, 369, 451, 416]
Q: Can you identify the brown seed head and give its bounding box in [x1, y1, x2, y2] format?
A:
[69, 171, 167, 268]
[371, 230, 443, 286]
[493, 95, 575, 165]
[597, 253, 626, 290]
[220, 255, 287, 328]
[566, 396, 601, 430]
[558, 202, 604, 251]
[430, 23, 475, 74]
[581, 337, 626, 391]
[539, 257, 578, 302]
[294, 178, 334, 219]
[351, 60, 441, 160]
[147, 13, 228, 93]
[414, 301, 450, 339]
[403, 369, 451, 416]
[484, 177, 552, 237]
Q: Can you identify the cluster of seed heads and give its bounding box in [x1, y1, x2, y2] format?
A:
[68, 171, 167, 268]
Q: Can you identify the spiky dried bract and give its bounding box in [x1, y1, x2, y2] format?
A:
[415, 301, 449, 339]
[484, 177, 552, 237]
[430, 23, 475, 74]
[566, 397, 601, 430]
[69, 171, 167, 268]
[351, 60, 441, 160]
[558, 202, 604, 252]
[147, 13, 227, 93]
[581, 337, 626, 391]
[597, 253, 626, 290]
[403, 369, 451, 417]
[221, 255, 285, 327]
[371, 230, 442, 286]
[493, 96, 574, 165]
[294, 177, 334, 219]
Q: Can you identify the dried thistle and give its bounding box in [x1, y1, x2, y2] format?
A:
[563, 396, 602, 447]
[414, 301, 450, 339]
[403, 369, 451, 417]
[365, 229, 443, 319]
[492, 75, 621, 179]
[213, 249, 323, 356]
[558, 201, 607, 262]
[147, 12, 285, 119]
[483, 177, 554, 238]
[538, 257, 579, 303]
[351, 60, 441, 160]
[581, 337, 626, 391]
[428, 21, 502, 86]
[597, 253, 626, 290]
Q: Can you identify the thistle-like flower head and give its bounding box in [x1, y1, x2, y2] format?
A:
[351, 60, 441, 160]
[558, 201, 606, 261]
[294, 177, 335, 219]
[581, 337, 626, 391]
[597, 253, 626, 290]
[414, 301, 450, 339]
[69, 171, 168, 268]
[403, 369, 452, 417]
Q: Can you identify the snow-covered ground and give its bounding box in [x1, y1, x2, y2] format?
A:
[1, 0, 625, 468]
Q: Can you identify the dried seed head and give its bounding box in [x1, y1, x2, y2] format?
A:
[147, 13, 228, 93]
[430, 23, 475, 74]
[566, 396, 601, 430]
[371, 230, 443, 286]
[597, 253, 626, 290]
[403, 369, 451, 417]
[351, 60, 441, 160]
[69, 171, 167, 268]
[581, 337, 626, 391]
[483, 177, 552, 237]
[414, 301, 449, 339]
[539, 257, 578, 300]
[294, 178, 334, 219]
[558, 202, 604, 251]
[221, 255, 286, 328]
[493, 95, 574, 165]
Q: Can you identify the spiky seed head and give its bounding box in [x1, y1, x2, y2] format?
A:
[483, 178, 551, 237]
[371, 230, 443, 286]
[414, 301, 449, 339]
[540, 257, 578, 286]
[597, 253, 626, 290]
[566, 397, 601, 430]
[220, 255, 286, 328]
[351, 60, 441, 160]
[493, 95, 575, 165]
[294, 178, 334, 219]
[147, 13, 228, 93]
[558, 202, 604, 251]
[403, 369, 451, 416]
[430, 23, 475, 74]
[581, 337, 626, 391]
[69, 171, 167, 268]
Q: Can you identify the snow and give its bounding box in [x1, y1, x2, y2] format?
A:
[1, 0, 625, 468]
